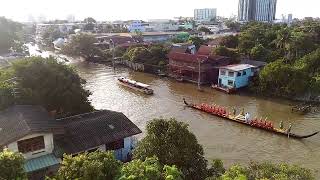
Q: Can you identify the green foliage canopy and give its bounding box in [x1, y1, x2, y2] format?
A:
[0, 56, 93, 116]
[62, 33, 101, 60]
[0, 17, 25, 54]
[56, 151, 122, 180]
[0, 149, 27, 180]
[133, 118, 208, 180]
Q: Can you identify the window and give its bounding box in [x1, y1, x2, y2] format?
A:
[17, 136, 45, 153]
[243, 71, 247, 76]
[228, 71, 234, 77]
[228, 80, 234, 86]
[220, 70, 226, 76]
[237, 72, 242, 77]
[106, 139, 124, 150]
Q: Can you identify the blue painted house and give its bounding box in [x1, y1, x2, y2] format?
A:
[218, 64, 255, 89]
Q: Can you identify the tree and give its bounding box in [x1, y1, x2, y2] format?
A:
[163, 165, 184, 180]
[0, 149, 27, 180]
[123, 47, 151, 63]
[221, 165, 248, 180]
[62, 33, 100, 60]
[219, 35, 239, 49]
[225, 20, 241, 32]
[207, 161, 314, 180]
[118, 157, 162, 180]
[148, 44, 169, 65]
[207, 159, 225, 179]
[254, 60, 309, 97]
[41, 26, 64, 47]
[188, 36, 206, 50]
[250, 44, 270, 62]
[0, 17, 24, 53]
[198, 26, 211, 33]
[0, 56, 93, 116]
[118, 156, 183, 180]
[83, 17, 96, 31]
[83, 17, 97, 24]
[133, 118, 208, 180]
[213, 46, 240, 64]
[56, 151, 122, 180]
[246, 162, 314, 180]
[0, 82, 15, 110]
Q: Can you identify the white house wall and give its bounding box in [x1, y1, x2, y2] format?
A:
[6, 133, 54, 160]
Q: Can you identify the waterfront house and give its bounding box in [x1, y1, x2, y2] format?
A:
[0, 105, 142, 179]
[217, 64, 255, 89]
[168, 45, 230, 84]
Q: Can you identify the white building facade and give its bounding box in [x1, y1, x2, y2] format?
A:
[238, 0, 277, 22]
[194, 8, 217, 22]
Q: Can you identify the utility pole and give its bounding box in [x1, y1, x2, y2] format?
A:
[197, 58, 203, 91]
[110, 39, 115, 70]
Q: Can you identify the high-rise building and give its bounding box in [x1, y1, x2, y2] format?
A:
[194, 8, 217, 22]
[238, 0, 277, 22]
[287, 14, 293, 24]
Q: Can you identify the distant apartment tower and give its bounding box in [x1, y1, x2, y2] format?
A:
[194, 8, 217, 21]
[238, 0, 277, 22]
[287, 14, 293, 24]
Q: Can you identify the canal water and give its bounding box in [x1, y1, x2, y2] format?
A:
[74, 62, 320, 176]
[29, 45, 320, 176]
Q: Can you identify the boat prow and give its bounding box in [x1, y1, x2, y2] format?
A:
[183, 98, 319, 139]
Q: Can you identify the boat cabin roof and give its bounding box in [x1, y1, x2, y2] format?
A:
[119, 77, 150, 88]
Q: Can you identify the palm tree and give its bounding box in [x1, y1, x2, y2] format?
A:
[274, 27, 293, 62]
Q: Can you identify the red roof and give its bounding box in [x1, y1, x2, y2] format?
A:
[197, 45, 212, 56]
[97, 35, 136, 45]
[119, 42, 151, 48]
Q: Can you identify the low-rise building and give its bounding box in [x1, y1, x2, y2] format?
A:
[168, 45, 230, 84]
[128, 20, 146, 32]
[145, 19, 179, 32]
[0, 105, 141, 179]
[217, 64, 255, 89]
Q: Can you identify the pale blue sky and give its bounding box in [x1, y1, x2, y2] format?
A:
[0, 0, 319, 22]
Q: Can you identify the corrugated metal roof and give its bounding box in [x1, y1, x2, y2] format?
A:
[54, 110, 142, 154]
[24, 154, 60, 172]
[0, 105, 64, 147]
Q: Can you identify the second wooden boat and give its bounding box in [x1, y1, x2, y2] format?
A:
[183, 98, 319, 139]
[118, 77, 154, 95]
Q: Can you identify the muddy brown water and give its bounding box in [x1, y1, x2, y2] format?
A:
[28, 44, 320, 177]
[73, 62, 320, 177]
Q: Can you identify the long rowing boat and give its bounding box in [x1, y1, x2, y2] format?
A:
[183, 98, 319, 139]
